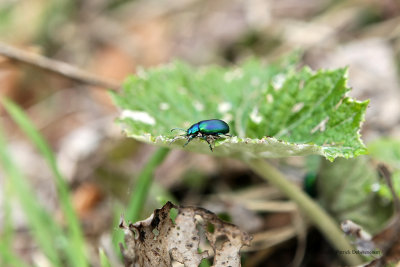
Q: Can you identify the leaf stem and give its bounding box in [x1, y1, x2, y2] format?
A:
[244, 158, 363, 266]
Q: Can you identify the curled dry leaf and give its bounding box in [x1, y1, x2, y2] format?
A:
[340, 220, 376, 255]
[119, 202, 252, 267]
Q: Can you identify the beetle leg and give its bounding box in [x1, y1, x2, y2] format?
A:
[183, 135, 195, 147]
[204, 135, 214, 152]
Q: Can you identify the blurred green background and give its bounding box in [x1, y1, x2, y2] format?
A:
[1, 0, 400, 266]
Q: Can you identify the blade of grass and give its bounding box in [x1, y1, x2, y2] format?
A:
[0, 124, 63, 265]
[126, 147, 170, 221]
[1, 98, 88, 267]
[0, 241, 30, 267]
[99, 248, 112, 267]
[113, 147, 170, 255]
[152, 182, 179, 207]
[245, 158, 363, 266]
[2, 179, 14, 249]
[0, 185, 30, 267]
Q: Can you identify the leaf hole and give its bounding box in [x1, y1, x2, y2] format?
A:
[169, 207, 178, 224]
[152, 228, 160, 239]
[207, 222, 215, 233]
[215, 234, 229, 250]
[199, 257, 212, 267]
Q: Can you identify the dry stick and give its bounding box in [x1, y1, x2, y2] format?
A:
[0, 42, 121, 91]
[291, 210, 307, 267]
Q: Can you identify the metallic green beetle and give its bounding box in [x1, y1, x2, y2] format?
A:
[171, 119, 230, 151]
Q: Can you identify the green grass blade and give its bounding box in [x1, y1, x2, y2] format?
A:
[0, 184, 30, 267]
[126, 147, 170, 222]
[99, 248, 112, 267]
[113, 147, 170, 256]
[0, 124, 63, 265]
[0, 241, 30, 267]
[1, 98, 88, 267]
[1, 180, 14, 249]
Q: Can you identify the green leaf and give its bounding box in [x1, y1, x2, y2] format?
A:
[317, 157, 392, 234]
[111, 58, 368, 161]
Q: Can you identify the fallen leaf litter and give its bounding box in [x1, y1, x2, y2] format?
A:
[119, 202, 252, 267]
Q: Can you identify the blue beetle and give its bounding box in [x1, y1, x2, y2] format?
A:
[171, 119, 230, 151]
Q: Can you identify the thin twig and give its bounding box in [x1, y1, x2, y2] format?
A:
[0, 42, 121, 90]
[378, 164, 400, 213]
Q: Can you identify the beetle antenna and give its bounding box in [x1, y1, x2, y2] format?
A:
[171, 128, 186, 132]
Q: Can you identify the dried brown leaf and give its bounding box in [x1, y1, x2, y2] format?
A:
[119, 202, 252, 267]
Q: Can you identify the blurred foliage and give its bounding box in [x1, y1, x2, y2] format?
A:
[99, 248, 112, 267]
[0, 99, 88, 266]
[303, 172, 318, 198]
[35, 0, 78, 54]
[368, 138, 400, 168]
[368, 138, 400, 201]
[1, 0, 400, 265]
[317, 156, 392, 234]
[375, 171, 400, 201]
